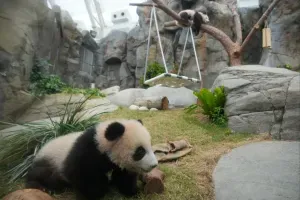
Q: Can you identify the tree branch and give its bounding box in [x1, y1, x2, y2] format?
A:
[129, 3, 158, 7]
[164, 20, 177, 27]
[200, 24, 236, 56]
[240, 0, 281, 52]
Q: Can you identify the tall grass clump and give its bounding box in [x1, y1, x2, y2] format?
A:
[186, 86, 227, 126]
[0, 95, 102, 183]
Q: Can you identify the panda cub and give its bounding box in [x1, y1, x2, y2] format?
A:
[176, 9, 210, 36]
[25, 119, 158, 200]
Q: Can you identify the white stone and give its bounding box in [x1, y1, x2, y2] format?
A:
[150, 108, 158, 111]
[129, 105, 139, 110]
[139, 106, 149, 111]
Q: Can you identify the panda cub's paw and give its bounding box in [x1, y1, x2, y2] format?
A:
[111, 168, 139, 197]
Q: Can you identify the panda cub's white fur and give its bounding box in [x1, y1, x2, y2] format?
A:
[175, 9, 210, 30]
[34, 131, 83, 180]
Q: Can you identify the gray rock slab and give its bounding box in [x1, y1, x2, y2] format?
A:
[16, 93, 86, 123]
[1, 98, 118, 137]
[213, 141, 300, 200]
[143, 86, 197, 108]
[107, 86, 197, 108]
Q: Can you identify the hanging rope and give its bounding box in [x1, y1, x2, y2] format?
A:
[143, 5, 203, 88]
[144, 6, 168, 81]
[153, 6, 168, 73]
[177, 27, 201, 82]
[144, 6, 154, 82]
[178, 27, 190, 75]
[190, 27, 202, 81]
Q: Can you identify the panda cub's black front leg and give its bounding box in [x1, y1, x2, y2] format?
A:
[111, 168, 138, 196]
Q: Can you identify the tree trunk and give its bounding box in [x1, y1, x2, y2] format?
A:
[133, 96, 169, 110]
[229, 43, 242, 66]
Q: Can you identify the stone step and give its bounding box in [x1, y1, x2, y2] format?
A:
[213, 141, 300, 200]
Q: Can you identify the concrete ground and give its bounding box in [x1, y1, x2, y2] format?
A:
[213, 141, 300, 200]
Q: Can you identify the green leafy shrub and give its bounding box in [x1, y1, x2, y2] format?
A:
[284, 64, 292, 70]
[29, 58, 66, 96]
[30, 75, 67, 96]
[0, 96, 101, 183]
[29, 58, 105, 98]
[29, 58, 52, 83]
[62, 87, 106, 98]
[276, 64, 293, 70]
[145, 62, 165, 80]
[186, 86, 227, 126]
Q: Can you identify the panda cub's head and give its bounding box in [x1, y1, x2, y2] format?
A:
[96, 119, 158, 173]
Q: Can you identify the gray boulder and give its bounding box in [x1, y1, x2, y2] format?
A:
[101, 86, 120, 96]
[95, 75, 107, 89]
[95, 30, 135, 89]
[100, 30, 128, 64]
[119, 62, 135, 89]
[70, 71, 94, 88]
[126, 26, 147, 73]
[212, 65, 300, 141]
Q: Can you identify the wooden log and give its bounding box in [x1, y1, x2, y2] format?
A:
[133, 96, 169, 110]
[140, 168, 165, 194]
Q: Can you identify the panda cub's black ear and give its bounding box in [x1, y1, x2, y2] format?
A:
[105, 122, 125, 141]
[137, 119, 143, 124]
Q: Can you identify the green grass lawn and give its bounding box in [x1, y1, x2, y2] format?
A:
[0, 108, 269, 200]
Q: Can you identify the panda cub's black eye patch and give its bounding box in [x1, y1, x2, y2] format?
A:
[133, 146, 146, 161]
